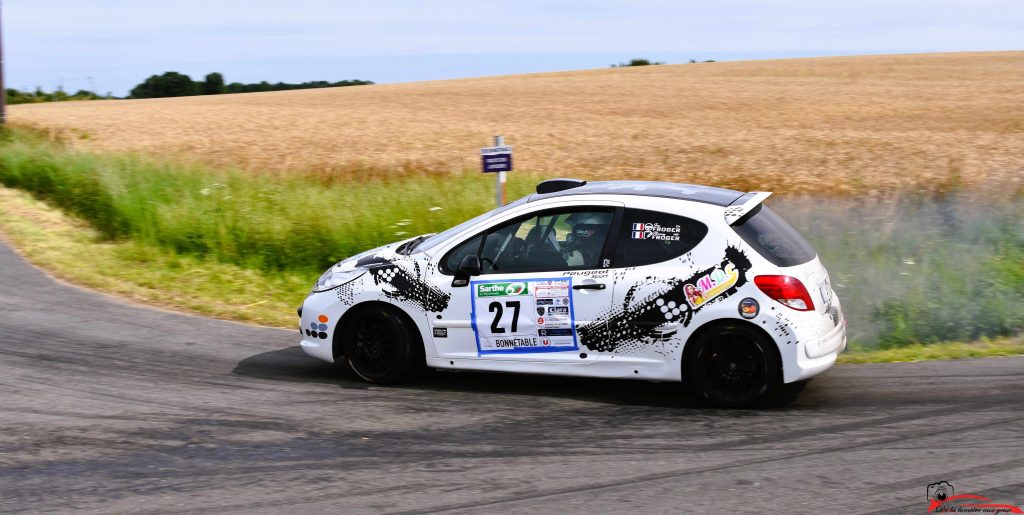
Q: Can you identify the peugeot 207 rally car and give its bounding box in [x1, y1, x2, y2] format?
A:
[298, 179, 846, 407]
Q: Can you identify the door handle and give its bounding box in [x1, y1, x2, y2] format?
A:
[573, 283, 606, 290]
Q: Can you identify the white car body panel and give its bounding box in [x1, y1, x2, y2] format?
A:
[299, 184, 846, 385]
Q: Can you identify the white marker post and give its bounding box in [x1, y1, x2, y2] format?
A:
[480, 135, 513, 207]
[495, 135, 506, 207]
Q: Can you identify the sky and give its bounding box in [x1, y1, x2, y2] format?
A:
[4, 0, 1023, 96]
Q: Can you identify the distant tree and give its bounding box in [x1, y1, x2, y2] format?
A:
[129, 72, 198, 99]
[611, 58, 664, 67]
[5, 87, 105, 104]
[201, 72, 226, 95]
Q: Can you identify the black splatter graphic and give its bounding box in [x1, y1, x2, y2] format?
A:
[577, 246, 752, 353]
[336, 281, 356, 305]
[364, 258, 451, 312]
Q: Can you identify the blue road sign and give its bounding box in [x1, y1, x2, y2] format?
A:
[481, 145, 513, 173]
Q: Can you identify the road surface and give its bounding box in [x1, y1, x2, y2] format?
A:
[1, 241, 1022, 514]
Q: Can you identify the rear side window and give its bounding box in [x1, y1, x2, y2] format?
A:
[732, 205, 816, 266]
[614, 209, 708, 267]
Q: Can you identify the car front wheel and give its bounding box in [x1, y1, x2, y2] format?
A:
[685, 324, 784, 408]
[343, 305, 422, 385]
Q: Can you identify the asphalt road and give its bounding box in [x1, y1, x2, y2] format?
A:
[1, 241, 1022, 514]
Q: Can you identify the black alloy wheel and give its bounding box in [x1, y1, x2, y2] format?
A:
[686, 324, 783, 408]
[343, 306, 422, 385]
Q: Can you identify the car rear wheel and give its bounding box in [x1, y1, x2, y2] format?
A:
[343, 305, 422, 385]
[685, 324, 784, 408]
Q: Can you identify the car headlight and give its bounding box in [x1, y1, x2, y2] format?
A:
[312, 267, 366, 293]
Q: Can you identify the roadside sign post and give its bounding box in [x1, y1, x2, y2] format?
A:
[481, 135, 513, 207]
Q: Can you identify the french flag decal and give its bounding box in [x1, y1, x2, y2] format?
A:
[631, 223, 646, 239]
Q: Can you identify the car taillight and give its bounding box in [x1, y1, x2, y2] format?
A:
[754, 275, 815, 311]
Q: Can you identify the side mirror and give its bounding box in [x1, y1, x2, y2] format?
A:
[452, 254, 481, 287]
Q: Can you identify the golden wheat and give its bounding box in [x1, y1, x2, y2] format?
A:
[11, 51, 1024, 195]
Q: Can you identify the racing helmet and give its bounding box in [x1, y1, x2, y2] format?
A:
[565, 212, 610, 253]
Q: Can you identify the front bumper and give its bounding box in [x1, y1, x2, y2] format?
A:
[297, 291, 342, 364]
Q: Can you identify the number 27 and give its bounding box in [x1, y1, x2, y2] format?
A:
[488, 301, 520, 333]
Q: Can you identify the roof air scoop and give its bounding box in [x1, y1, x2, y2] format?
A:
[536, 178, 587, 195]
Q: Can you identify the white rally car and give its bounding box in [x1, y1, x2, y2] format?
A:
[299, 179, 846, 407]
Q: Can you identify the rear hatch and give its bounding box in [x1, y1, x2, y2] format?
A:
[730, 201, 841, 323]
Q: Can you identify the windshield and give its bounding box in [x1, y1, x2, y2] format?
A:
[413, 196, 530, 253]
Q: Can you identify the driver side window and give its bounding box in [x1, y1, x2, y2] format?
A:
[448, 208, 612, 274]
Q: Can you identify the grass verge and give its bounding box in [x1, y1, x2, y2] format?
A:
[0, 127, 537, 273]
[838, 337, 1024, 364]
[0, 186, 309, 327]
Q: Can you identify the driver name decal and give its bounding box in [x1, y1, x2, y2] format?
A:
[631, 222, 682, 241]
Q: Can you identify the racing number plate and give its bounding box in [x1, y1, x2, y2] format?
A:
[470, 277, 579, 355]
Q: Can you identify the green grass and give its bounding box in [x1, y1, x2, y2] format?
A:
[0, 186, 310, 327]
[0, 127, 535, 273]
[774, 194, 1024, 348]
[838, 337, 1024, 364]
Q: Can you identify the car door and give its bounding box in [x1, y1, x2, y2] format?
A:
[427, 204, 621, 363]
[577, 206, 712, 365]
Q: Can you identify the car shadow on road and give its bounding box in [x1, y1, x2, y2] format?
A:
[232, 346, 725, 409]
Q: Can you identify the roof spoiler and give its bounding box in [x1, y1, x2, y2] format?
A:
[536, 178, 586, 195]
[724, 191, 772, 225]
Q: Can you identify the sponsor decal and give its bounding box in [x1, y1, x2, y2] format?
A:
[536, 307, 545, 316]
[537, 317, 545, 325]
[305, 320, 329, 340]
[684, 262, 740, 309]
[538, 328, 573, 336]
[738, 297, 759, 319]
[630, 222, 682, 241]
[534, 281, 570, 298]
[537, 298, 554, 306]
[493, 337, 539, 348]
[926, 481, 1022, 513]
[477, 282, 529, 297]
[548, 306, 570, 315]
[433, 327, 448, 338]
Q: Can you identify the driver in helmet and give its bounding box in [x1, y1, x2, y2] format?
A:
[563, 213, 610, 266]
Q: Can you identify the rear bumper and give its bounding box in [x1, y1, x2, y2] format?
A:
[806, 315, 847, 359]
[786, 317, 846, 383]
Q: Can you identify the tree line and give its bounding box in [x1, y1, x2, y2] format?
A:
[129, 72, 373, 99]
[5, 88, 110, 104]
[4, 72, 373, 104]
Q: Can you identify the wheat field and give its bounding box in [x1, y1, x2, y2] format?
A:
[11, 51, 1024, 195]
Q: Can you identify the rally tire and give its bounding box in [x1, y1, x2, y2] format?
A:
[685, 324, 785, 408]
[343, 305, 423, 385]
